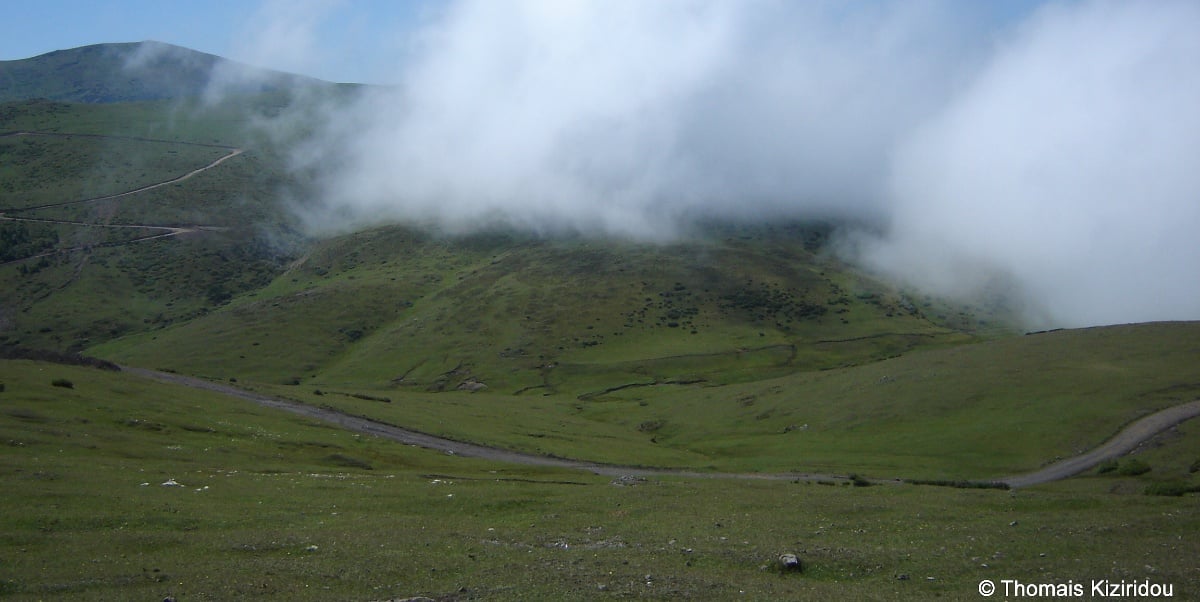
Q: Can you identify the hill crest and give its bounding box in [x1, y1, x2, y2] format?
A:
[0, 41, 329, 103]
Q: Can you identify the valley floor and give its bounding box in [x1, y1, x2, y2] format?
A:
[124, 366, 1200, 489]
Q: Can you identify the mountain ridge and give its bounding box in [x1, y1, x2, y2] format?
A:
[0, 40, 332, 103]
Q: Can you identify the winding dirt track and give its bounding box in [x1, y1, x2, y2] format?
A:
[1002, 399, 1200, 488]
[123, 367, 841, 483]
[122, 366, 1200, 488]
[1, 132, 243, 212]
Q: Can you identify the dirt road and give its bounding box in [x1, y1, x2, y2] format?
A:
[123, 367, 1200, 488]
[1001, 399, 1200, 488]
[124, 366, 853, 482]
[0, 131, 239, 263]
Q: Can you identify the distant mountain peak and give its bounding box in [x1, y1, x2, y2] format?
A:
[0, 41, 327, 104]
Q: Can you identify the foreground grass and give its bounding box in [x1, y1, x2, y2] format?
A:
[3, 359, 1198, 600]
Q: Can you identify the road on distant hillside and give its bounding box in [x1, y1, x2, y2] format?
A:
[0, 131, 240, 263]
[0, 132, 243, 213]
[122, 366, 1200, 488]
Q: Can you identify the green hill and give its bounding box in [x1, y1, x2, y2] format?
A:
[0, 41, 329, 104]
[89, 222, 1002, 392]
[0, 98, 1003, 390]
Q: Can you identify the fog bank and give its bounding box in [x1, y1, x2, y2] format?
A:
[276, 0, 1200, 327]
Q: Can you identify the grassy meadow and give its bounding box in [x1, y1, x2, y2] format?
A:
[2, 359, 1198, 601]
[233, 322, 1200, 480]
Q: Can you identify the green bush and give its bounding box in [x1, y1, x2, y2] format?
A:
[1117, 458, 1152, 476]
[349, 392, 391, 403]
[908, 478, 1010, 490]
[51, 378, 74, 389]
[1095, 459, 1119, 474]
[849, 474, 873, 487]
[324, 454, 373, 470]
[1144, 481, 1200, 497]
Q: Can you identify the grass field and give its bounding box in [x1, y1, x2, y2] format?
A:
[2, 359, 1197, 601]
[233, 322, 1200, 480]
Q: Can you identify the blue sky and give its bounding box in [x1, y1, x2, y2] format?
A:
[4, 0, 1048, 85]
[2, 0, 439, 84]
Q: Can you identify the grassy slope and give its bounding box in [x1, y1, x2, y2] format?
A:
[2, 359, 1198, 601]
[0, 42, 218, 103]
[0, 100, 302, 352]
[0, 133, 229, 209]
[92, 223, 989, 392]
[233, 322, 1200, 480]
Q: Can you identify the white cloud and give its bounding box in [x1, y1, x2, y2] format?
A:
[864, 0, 1200, 326]
[284, 0, 1200, 327]
[298, 0, 983, 237]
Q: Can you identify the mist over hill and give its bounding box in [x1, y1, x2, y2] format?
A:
[273, 0, 1200, 329]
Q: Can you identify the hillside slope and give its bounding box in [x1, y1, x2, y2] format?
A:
[197, 320, 1192, 481]
[0, 100, 304, 352]
[92, 222, 1003, 393]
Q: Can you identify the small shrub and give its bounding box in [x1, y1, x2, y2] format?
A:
[179, 424, 216, 433]
[908, 478, 1011, 490]
[849, 474, 873, 487]
[6, 408, 47, 422]
[1189, 459, 1200, 474]
[638, 419, 665, 433]
[324, 454, 372, 470]
[1117, 458, 1152, 476]
[51, 378, 74, 389]
[1095, 459, 1119, 474]
[1144, 481, 1200, 497]
[349, 392, 391, 403]
[0, 382, 5, 393]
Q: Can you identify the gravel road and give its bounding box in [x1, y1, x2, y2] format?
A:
[122, 366, 1200, 488]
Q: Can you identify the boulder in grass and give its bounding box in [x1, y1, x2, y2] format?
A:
[778, 553, 802, 572]
[457, 380, 488, 392]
